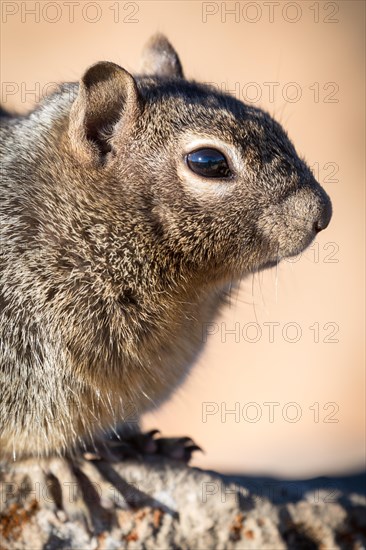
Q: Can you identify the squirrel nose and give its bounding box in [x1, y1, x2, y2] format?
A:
[313, 198, 332, 233]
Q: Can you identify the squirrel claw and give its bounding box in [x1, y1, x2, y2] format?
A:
[87, 429, 203, 464]
[120, 431, 203, 463]
[155, 436, 203, 463]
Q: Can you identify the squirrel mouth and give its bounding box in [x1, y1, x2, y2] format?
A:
[259, 259, 279, 271]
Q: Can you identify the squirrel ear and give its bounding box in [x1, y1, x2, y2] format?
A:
[69, 61, 141, 165]
[139, 34, 184, 78]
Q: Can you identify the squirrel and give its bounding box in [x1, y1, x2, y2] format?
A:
[0, 34, 332, 464]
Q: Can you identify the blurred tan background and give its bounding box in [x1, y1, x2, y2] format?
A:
[1, 0, 364, 478]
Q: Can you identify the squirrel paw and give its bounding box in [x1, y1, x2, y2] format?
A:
[85, 429, 203, 464]
[124, 430, 203, 463]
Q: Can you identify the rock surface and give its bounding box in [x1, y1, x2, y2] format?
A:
[0, 457, 365, 550]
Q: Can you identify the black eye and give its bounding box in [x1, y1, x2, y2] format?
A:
[186, 148, 232, 178]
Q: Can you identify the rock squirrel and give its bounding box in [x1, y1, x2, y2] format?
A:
[0, 34, 332, 462]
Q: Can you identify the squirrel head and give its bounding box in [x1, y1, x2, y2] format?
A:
[68, 34, 332, 284]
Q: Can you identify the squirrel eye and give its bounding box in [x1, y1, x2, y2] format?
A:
[186, 148, 232, 178]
